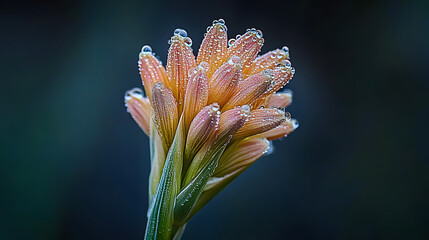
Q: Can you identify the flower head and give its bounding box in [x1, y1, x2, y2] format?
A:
[125, 19, 298, 239]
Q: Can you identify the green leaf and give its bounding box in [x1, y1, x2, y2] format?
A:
[145, 119, 184, 240]
[173, 143, 227, 225]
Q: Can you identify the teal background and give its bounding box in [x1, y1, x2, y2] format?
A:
[1, 0, 428, 239]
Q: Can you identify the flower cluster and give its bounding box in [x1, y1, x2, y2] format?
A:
[125, 19, 298, 239]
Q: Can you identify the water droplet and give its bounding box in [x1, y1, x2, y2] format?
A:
[141, 45, 152, 53]
[211, 102, 220, 111]
[281, 46, 289, 52]
[174, 28, 187, 37]
[125, 88, 144, 101]
[235, 34, 241, 39]
[256, 29, 263, 38]
[291, 67, 296, 75]
[283, 60, 291, 67]
[206, 26, 212, 32]
[218, 19, 225, 24]
[282, 89, 293, 96]
[285, 112, 292, 120]
[228, 38, 236, 47]
[264, 141, 274, 156]
[184, 37, 192, 46]
[281, 46, 290, 59]
[198, 61, 209, 72]
[292, 119, 299, 129]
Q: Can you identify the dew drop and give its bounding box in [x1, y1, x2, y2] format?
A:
[264, 141, 274, 156]
[285, 112, 292, 120]
[283, 60, 291, 68]
[198, 61, 210, 72]
[141, 45, 152, 53]
[228, 38, 236, 46]
[292, 119, 299, 129]
[235, 34, 241, 39]
[281, 46, 290, 59]
[291, 67, 296, 75]
[174, 28, 187, 37]
[184, 37, 192, 46]
[218, 19, 225, 24]
[125, 88, 144, 101]
[281, 46, 289, 52]
[256, 29, 263, 38]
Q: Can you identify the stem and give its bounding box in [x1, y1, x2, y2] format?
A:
[171, 224, 187, 240]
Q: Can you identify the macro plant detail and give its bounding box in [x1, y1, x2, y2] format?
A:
[125, 19, 298, 240]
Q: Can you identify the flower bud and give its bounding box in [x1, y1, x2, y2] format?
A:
[125, 88, 151, 136]
[232, 108, 286, 141]
[151, 81, 179, 150]
[197, 22, 228, 77]
[226, 30, 263, 70]
[208, 56, 242, 107]
[183, 63, 209, 128]
[222, 69, 274, 111]
[166, 34, 197, 109]
[138, 48, 168, 99]
[265, 90, 293, 108]
[259, 118, 299, 140]
[184, 103, 220, 164]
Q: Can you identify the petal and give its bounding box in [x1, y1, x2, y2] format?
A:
[265, 90, 293, 108]
[183, 63, 210, 129]
[151, 81, 179, 150]
[243, 49, 289, 78]
[138, 47, 169, 99]
[222, 69, 274, 111]
[208, 56, 242, 107]
[125, 88, 151, 136]
[259, 118, 299, 140]
[166, 34, 197, 109]
[197, 21, 228, 78]
[214, 137, 269, 177]
[183, 105, 251, 185]
[271, 65, 294, 93]
[226, 29, 263, 71]
[184, 103, 220, 167]
[232, 108, 286, 141]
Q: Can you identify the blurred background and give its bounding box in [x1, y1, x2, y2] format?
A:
[1, 0, 428, 239]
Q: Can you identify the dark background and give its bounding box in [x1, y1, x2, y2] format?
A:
[1, 0, 428, 239]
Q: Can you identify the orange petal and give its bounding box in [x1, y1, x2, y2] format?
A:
[222, 69, 274, 111]
[243, 48, 289, 78]
[125, 88, 151, 136]
[138, 45, 168, 99]
[214, 137, 269, 177]
[197, 20, 228, 77]
[271, 64, 294, 93]
[226, 29, 264, 71]
[184, 103, 220, 164]
[259, 118, 299, 140]
[151, 81, 179, 150]
[166, 30, 197, 109]
[217, 105, 251, 145]
[208, 56, 242, 107]
[265, 90, 293, 108]
[232, 108, 286, 140]
[183, 62, 210, 127]
[183, 105, 251, 185]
